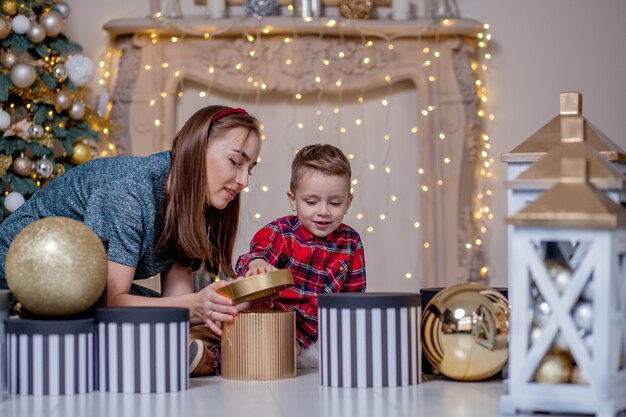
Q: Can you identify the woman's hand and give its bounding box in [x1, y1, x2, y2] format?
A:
[193, 280, 249, 335]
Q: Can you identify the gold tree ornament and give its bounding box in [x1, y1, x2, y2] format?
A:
[26, 23, 46, 43]
[0, 154, 11, 176]
[5, 217, 107, 317]
[1, 0, 17, 16]
[0, 50, 18, 68]
[12, 154, 33, 176]
[70, 141, 92, 165]
[339, 0, 373, 19]
[38, 10, 64, 37]
[533, 353, 573, 384]
[10, 63, 37, 88]
[54, 90, 72, 111]
[0, 15, 12, 39]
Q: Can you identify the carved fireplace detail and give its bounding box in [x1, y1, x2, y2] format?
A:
[104, 17, 486, 288]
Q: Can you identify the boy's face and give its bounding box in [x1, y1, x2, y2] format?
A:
[288, 169, 353, 238]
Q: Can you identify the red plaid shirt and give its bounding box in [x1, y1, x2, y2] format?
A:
[235, 215, 366, 348]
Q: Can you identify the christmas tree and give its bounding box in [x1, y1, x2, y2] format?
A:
[0, 0, 110, 222]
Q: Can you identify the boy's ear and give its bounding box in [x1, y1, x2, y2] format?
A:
[287, 191, 297, 211]
[346, 193, 354, 212]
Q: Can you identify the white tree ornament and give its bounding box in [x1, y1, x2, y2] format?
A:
[66, 55, 94, 87]
[4, 192, 25, 212]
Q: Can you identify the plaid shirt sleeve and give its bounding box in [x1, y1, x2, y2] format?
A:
[235, 220, 289, 275]
[345, 236, 366, 293]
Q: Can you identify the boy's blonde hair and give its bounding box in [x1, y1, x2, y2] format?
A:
[290, 144, 351, 193]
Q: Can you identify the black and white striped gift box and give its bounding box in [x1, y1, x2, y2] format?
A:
[95, 307, 189, 393]
[318, 293, 420, 387]
[6, 318, 95, 395]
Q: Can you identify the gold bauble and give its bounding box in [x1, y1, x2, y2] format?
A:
[54, 90, 72, 111]
[421, 282, 510, 381]
[339, 0, 373, 19]
[1, 0, 18, 16]
[570, 365, 589, 384]
[70, 142, 92, 165]
[55, 163, 65, 175]
[12, 154, 33, 176]
[5, 217, 107, 317]
[533, 353, 572, 383]
[0, 49, 18, 68]
[52, 138, 66, 158]
[0, 15, 11, 39]
[0, 153, 11, 176]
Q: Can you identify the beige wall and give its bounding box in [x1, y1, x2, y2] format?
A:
[63, 0, 626, 287]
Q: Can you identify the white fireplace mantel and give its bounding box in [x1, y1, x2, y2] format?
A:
[103, 16, 486, 288]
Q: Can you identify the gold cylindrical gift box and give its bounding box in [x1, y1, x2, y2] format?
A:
[221, 311, 296, 380]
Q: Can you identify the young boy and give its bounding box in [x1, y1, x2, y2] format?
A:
[235, 144, 366, 358]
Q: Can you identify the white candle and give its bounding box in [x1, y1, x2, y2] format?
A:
[149, 0, 161, 16]
[207, 0, 226, 18]
[392, 0, 410, 20]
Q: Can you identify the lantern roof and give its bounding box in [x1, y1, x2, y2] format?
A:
[508, 158, 626, 229]
[507, 116, 626, 191]
[501, 92, 626, 164]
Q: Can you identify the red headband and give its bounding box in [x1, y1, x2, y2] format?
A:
[212, 107, 248, 123]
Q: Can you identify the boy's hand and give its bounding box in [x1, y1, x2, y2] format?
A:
[238, 259, 281, 311]
[245, 258, 278, 277]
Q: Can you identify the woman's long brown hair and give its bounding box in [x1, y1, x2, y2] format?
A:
[157, 105, 260, 276]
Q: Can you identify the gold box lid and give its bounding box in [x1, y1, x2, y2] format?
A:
[501, 92, 626, 163]
[217, 269, 294, 304]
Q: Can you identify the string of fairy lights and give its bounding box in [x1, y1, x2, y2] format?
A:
[96, 16, 495, 285]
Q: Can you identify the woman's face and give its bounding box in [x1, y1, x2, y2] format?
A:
[205, 126, 261, 209]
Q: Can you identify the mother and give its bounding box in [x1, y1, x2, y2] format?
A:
[0, 105, 261, 373]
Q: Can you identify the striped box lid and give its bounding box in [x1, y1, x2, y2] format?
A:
[318, 292, 420, 309]
[95, 307, 188, 323]
[6, 318, 94, 334]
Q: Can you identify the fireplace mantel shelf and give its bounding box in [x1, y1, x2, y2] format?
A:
[103, 16, 483, 39]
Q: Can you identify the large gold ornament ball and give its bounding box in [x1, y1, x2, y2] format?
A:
[70, 141, 92, 165]
[1, 0, 18, 16]
[421, 282, 510, 381]
[6, 217, 107, 317]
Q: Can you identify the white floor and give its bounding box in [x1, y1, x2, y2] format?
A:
[0, 369, 587, 417]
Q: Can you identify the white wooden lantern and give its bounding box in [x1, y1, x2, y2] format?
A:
[506, 115, 626, 216]
[501, 91, 626, 184]
[501, 156, 626, 417]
